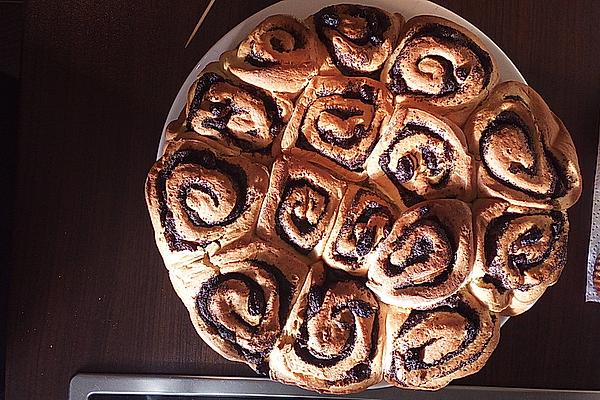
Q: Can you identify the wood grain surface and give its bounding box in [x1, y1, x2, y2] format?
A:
[1, 1, 24, 397]
[6, 1, 600, 399]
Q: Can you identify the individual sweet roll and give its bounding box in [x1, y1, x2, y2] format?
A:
[169, 239, 309, 374]
[464, 81, 582, 209]
[280, 75, 393, 181]
[182, 62, 293, 163]
[366, 199, 473, 309]
[269, 262, 385, 394]
[222, 15, 323, 95]
[308, 4, 404, 77]
[323, 185, 398, 276]
[366, 106, 474, 207]
[145, 138, 269, 267]
[257, 156, 346, 260]
[469, 199, 569, 315]
[383, 290, 500, 390]
[381, 16, 498, 126]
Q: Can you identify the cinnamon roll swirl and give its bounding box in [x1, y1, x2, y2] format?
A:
[145, 139, 269, 267]
[469, 199, 569, 315]
[384, 290, 500, 390]
[222, 15, 323, 95]
[257, 156, 346, 260]
[366, 107, 474, 207]
[308, 4, 404, 77]
[280, 75, 393, 181]
[169, 239, 309, 374]
[367, 199, 473, 309]
[182, 63, 293, 163]
[381, 16, 498, 126]
[269, 262, 384, 394]
[323, 185, 398, 276]
[465, 81, 582, 209]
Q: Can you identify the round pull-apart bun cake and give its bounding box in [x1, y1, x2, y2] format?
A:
[146, 3, 582, 394]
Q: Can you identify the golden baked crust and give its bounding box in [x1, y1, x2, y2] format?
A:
[366, 106, 475, 208]
[222, 15, 323, 95]
[169, 239, 309, 374]
[269, 262, 385, 394]
[145, 138, 269, 267]
[165, 62, 293, 164]
[257, 155, 346, 260]
[323, 184, 398, 276]
[367, 199, 473, 309]
[280, 75, 393, 181]
[381, 16, 499, 126]
[307, 4, 404, 77]
[383, 290, 500, 390]
[469, 199, 569, 315]
[464, 81, 582, 210]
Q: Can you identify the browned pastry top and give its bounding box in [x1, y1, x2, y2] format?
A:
[269, 262, 384, 394]
[182, 63, 292, 161]
[223, 15, 323, 94]
[383, 290, 500, 390]
[309, 4, 404, 77]
[367, 199, 473, 309]
[367, 106, 474, 207]
[323, 184, 398, 275]
[465, 80, 582, 209]
[145, 138, 269, 266]
[257, 155, 346, 260]
[469, 199, 569, 315]
[170, 239, 309, 374]
[280, 74, 393, 181]
[381, 15, 498, 125]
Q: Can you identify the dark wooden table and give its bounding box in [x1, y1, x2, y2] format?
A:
[6, 1, 600, 399]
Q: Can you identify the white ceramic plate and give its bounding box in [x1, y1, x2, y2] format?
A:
[159, 0, 521, 388]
